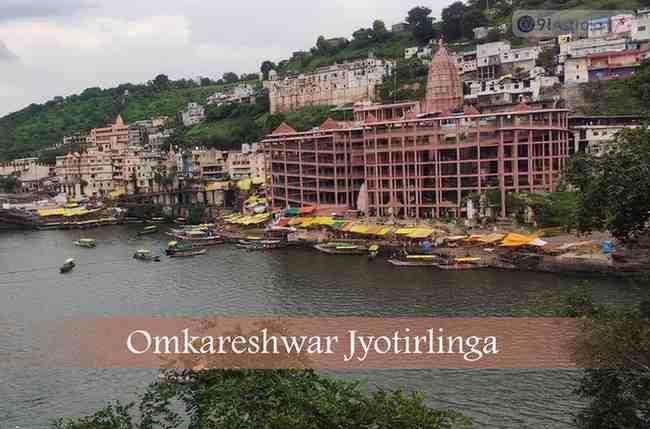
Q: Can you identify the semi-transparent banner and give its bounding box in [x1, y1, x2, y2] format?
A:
[13, 317, 589, 369]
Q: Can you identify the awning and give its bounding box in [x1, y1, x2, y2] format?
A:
[349, 225, 369, 234]
[499, 233, 539, 247]
[237, 178, 252, 191]
[284, 207, 300, 217]
[275, 218, 290, 227]
[406, 228, 434, 239]
[299, 206, 316, 215]
[395, 228, 417, 235]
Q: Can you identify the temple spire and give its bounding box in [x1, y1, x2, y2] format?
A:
[424, 40, 463, 114]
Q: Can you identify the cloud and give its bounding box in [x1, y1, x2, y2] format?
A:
[0, 40, 18, 61]
[0, 0, 96, 21]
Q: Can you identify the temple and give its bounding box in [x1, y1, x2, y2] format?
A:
[262, 42, 570, 219]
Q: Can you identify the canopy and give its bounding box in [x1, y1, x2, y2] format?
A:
[299, 206, 316, 215]
[467, 233, 506, 244]
[284, 207, 300, 217]
[395, 228, 417, 235]
[406, 255, 436, 260]
[349, 225, 369, 234]
[406, 228, 434, 239]
[38, 207, 90, 218]
[237, 179, 252, 191]
[499, 233, 539, 247]
[274, 218, 290, 227]
[368, 245, 379, 251]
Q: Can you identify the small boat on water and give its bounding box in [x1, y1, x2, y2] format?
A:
[434, 257, 487, 270]
[167, 229, 224, 246]
[147, 217, 167, 224]
[166, 241, 207, 257]
[237, 238, 287, 251]
[368, 244, 380, 260]
[60, 258, 75, 273]
[388, 254, 441, 267]
[137, 225, 160, 236]
[314, 242, 367, 255]
[133, 249, 161, 262]
[74, 238, 96, 248]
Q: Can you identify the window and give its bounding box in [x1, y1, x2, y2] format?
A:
[639, 25, 646, 31]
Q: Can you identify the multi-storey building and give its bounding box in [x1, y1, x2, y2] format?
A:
[263, 42, 570, 219]
[569, 114, 642, 155]
[179, 102, 206, 127]
[263, 55, 393, 113]
[190, 148, 227, 180]
[0, 158, 54, 193]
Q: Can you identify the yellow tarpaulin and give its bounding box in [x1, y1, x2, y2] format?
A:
[395, 228, 417, 235]
[406, 228, 434, 239]
[237, 179, 252, 191]
[37, 208, 65, 217]
[63, 207, 89, 217]
[349, 225, 369, 234]
[499, 233, 538, 247]
[288, 217, 305, 226]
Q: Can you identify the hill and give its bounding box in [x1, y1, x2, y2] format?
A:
[0, 79, 254, 161]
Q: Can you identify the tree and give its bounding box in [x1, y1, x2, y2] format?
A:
[406, 6, 437, 45]
[52, 370, 470, 429]
[152, 74, 170, 90]
[260, 60, 276, 80]
[441, 2, 468, 42]
[537, 48, 557, 70]
[461, 8, 487, 40]
[564, 285, 650, 428]
[0, 174, 18, 193]
[315, 35, 329, 54]
[373, 19, 389, 41]
[568, 127, 650, 241]
[222, 72, 239, 84]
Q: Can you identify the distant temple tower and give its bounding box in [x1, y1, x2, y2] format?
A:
[424, 40, 464, 114]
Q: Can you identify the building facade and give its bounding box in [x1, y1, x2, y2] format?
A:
[263, 55, 393, 113]
[263, 44, 571, 219]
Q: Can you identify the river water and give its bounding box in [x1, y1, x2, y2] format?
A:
[1, 226, 648, 428]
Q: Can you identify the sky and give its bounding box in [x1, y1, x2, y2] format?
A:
[0, 0, 448, 117]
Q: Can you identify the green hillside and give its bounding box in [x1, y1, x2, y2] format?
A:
[0, 79, 253, 161]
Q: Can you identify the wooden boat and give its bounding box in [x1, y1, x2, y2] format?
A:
[237, 239, 287, 251]
[133, 249, 161, 262]
[388, 254, 441, 267]
[168, 248, 207, 258]
[166, 241, 207, 257]
[434, 257, 487, 270]
[167, 229, 224, 246]
[368, 244, 380, 260]
[147, 217, 167, 224]
[314, 243, 367, 255]
[137, 225, 160, 236]
[60, 258, 75, 274]
[74, 238, 96, 248]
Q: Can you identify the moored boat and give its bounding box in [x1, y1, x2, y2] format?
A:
[60, 258, 75, 273]
[166, 241, 207, 257]
[167, 229, 224, 246]
[74, 238, 96, 248]
[434, 257, 487, 270]
[237, 238, 286, 251]
[133, 249, 161, 262]
[314, 242, 367, 255]
[388, 254, 441, 266]
[137, 225, 159, 236]
[368, 244, 380, 260]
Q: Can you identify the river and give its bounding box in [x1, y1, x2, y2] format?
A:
[1, 225, 648, 428]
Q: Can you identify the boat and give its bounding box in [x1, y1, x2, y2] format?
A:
[388, 254, 441, 267]
[148, 217, 167, 224]
[60, 258, 75, 274]
[167, 229, 224, 246]
[368, 244, 380, 260]
[137, 225, 159, 236]
[314, 242, 367, 255]
[434, 257, 487, 270]
[166, 241, 207, 257]
[133, 249, 161, 262]
[74, 238, 96, 248]
[237, 238, 287, 251]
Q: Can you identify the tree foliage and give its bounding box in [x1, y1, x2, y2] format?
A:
[564, 285, 650, 429]
[568, 127, 650, 241]
[52, 370, 470, 429]
[406, 6, 438, 45]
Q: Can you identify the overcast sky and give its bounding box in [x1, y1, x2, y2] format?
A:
[0, 0, 449, 117]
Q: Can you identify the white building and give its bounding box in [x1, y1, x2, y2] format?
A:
[563, 57, 589, 85]
[632, 9, 650, 41]
[558, 37, 627, 63]
[180, 102, 205, 127]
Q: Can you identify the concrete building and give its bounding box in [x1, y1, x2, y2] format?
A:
[225, 144, 266, 180]
[190, 148, 227, 180]
[632, 9, 650, 41]
[558, 37, 627, 63]
[587, 17, 611, 39]
[391, 23, 409, 33]
[263, 43, 570, 219]
[0, 158, 54, 193]
[563, 57, 589, 84]
[179, 102, 206, 127]
[569, 115, 642, 155]
[263, 55, 393, 113]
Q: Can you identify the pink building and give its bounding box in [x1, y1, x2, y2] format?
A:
[262, 43, 570, 219]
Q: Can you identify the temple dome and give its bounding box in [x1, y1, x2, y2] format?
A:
[424, 40, 464, 114]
